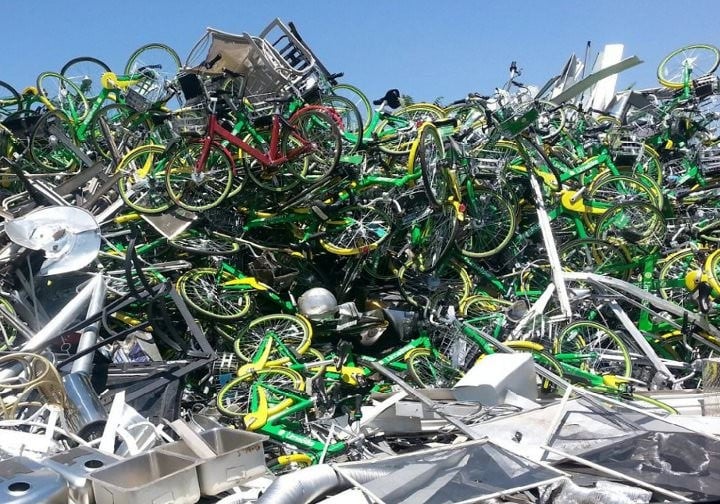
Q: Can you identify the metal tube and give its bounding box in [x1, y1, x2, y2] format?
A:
[71, 278, 107, 374]
[22, 275, 102, 353]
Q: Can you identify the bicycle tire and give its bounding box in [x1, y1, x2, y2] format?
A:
[28, 110, 81, 172]
[558, 238, 632, 280]
[233, 313, 312, 364]
[319, 205, 392, 256]
[657, 249, 701, 306]
[168, 230, 241, 255]
[331, 83, 372, 130]
[594, 202, 667, 253]
[243, 130, 304, 193]
[0, 80, 22, 119]
[417, 123, 450, 207]
[405, 348, 463, 388]
[165, 140, 233, 211]
[88, 102, 151, 160]
[60, 56, 112, 102]
[459, 184, 517, 258]
[376, 103, 446, 156]
[411, 204, 459, 272]
[554, 320, 632, 378]
[177, 268, 255, 321]
[705, 249, 720, 295]
[124, 42, 182, 106]
[626, 392, 678, 415]
[116, 144, 172, 214]
[587, 172, 663, 210]
[535, 100, 566, 140]
[657, 44, 720, 89]
[216, 366, 305, 419]
[289, 108, 342, 183]
[319, 94, 363, 154]
[36, 71, 89, 121]
[398, 260, 471, 310]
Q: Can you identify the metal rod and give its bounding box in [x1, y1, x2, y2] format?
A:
[365, 361, 479, 439]
[71, 277, 107, 374]
[540, 445, 693, 501]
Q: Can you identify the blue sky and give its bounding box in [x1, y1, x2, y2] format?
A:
[4, 1, 720, 104]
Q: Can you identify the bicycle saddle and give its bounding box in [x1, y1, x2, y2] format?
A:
[373, 89, 401, 109]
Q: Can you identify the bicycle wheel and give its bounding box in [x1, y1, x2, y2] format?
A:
[124, 43, 182, 106]
[587, 173, 663, 210]
[377, 103, 446, 156]
[233, 313, 312, 364]
[169, 230, 240, 255]
[417, 123, 449, 207]
[165, 141, 233, 211]
[0, 80, 22, 120]
[411, 204, 458, 272]
[610, 144, 664, 187]
[398, 260, 471, 310]
[705, 249, 720, 295]
[176, 268, 254, 321]
[36, 71, 89, 121]
[216, 367, 305, 419]
[116, 144, 172, 214]
[60, 56, 112, 102]
[535, 100, 565, 140]
[558, 238, 632, 280]
[319, 205, 392, 256]
[28, 110, 81, 172]
[554, 320, 632, 378]
[627, 392, 678, 415]
[289, 108, 342, 182]
[594, 202, 667, 253]
[657, 44, 720, 89]
[405, 348, 463, 388]
[319, 94, 363, 154]
[459, 185, 517, 258]
[657, 249, 702, 306]
[88, 103, 151, 159]
[242, 131, 304, 193]
[331, 83, 372, 131]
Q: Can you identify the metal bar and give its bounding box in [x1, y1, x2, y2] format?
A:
[541, 445, 693, 501]
[607, 300, 676, 384]
[364, 361, 479, 439]
[529, 174, 571, 317]
[563, 271, 720, 337]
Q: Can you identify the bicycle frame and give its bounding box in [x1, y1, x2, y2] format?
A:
[196, 101, 315, 174]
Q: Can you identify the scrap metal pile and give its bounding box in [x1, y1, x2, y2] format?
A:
[2, 17, 720, 503]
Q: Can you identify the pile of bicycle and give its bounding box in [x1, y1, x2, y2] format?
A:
[1, 18, 720, 476]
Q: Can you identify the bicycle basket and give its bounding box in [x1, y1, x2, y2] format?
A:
[171, 104, 207, 136]
[493, 102, 539, 138]
[614, 137, 644, 158]
[125, 88, 151, 112]
[698, 144, 720, 177]
[470, 148, 514, 175]
[430, 324, 480, 370]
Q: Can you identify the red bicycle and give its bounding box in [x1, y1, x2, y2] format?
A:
[164, 71, 342, 212]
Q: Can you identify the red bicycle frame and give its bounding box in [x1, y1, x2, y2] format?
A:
[194, 110, 317, 174]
